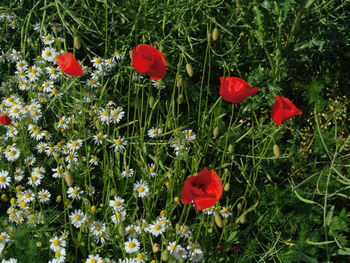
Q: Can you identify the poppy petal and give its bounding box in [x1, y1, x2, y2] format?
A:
[57, 53, 84, 76]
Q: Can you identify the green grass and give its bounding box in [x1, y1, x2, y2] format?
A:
[0, 0, 350, 262]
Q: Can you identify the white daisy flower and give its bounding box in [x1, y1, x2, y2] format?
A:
[148, 127, 162, 138]
[111, 209, 126, 224]
[42, 47, 56, 62]
[22, 189, 35, 203]
[220, 207, 232, 218]
[151, 79, 165, 90]
[178, 225, 191, 238]
[42, 34, 55, 45]
[134, 252, 147, 263]
[109, 106, 125, 124]
[125, 224, 141, 237]
[86, 186, 96, 197]
[110, 136, 127, 152]
[86, 78, 100, 88]
[46, 66, 61, 81]
[13, 168, 24, 182]
[113, 50, 124, 61]
[122, 166, 134, 178]
[109, 196, 125, 212]
[27, 65, 42, 82]
[0, 170, 11, 189]
[67, 186, 83, 200]
[202, 206, 215, 215]
[85, 254, 103, 263]
[24, 155, 36, 166]
[167, 241, 177, 254]
[91, 56, 103, 70]
[52, 247, 66, 263]
[124, 238, 140, 254]
[133, 180, 149, 198]
[70, 209, 86, 228]
[33, 22, 42, 33]
[173, 245, 187, 260]
[90, 221, 106, 237]
[147, 163, 157, 177]
[4, 145, 20, 162]
[183, 129, 196, 141]
[38, 189, 51, 203]
[190, 248, 204, 262]
[92, 133, 106, 146]
[89, 155, 99, 166]
[67, 139, 83, 152]
[49, 236, 66, 252]
[145, 221, 164, 237]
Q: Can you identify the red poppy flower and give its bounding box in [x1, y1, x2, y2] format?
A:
[181, 168, 223, 211]
[132, 44, 167, 80]
[56, 53, 84, 76]
[219, 77, 259, 103]
[0, 114, 11, 125]
[271, 96, 302, 126]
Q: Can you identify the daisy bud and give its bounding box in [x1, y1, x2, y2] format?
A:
[176, 76, 183, 88]
[161, 250, 169, 261]
[149, 96, 156, 108]
[273, 144, 281, 158]
[10, 198, 16, 205]
[224, 183, 230, 192]
[56, 195, 62, 202]
[213, 127, 220, 138]
[215, 214, 223, 228]
[186, 63, 194, 77]
[74, 36, 81, 50]
[212, 28, 220, 41]
[1, 194, 7, 201]
[118, 224, 126, 236]
[64, 171, 74, 187]
[152, 243, 160, 253]
[228, 144, 234, 153]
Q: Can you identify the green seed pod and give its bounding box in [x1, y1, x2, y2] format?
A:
[213, 127, 220, 138]
[176, 76, 183, 88]
[186, 63, 194, 77]
[212, 28, 220, 41]
[64, 171, 74, 187]
[215, 214, 223, 228]
[273, 144, 280, 158]
[161, 250, 169, 261]
[228, 144, 234, 153]
[152, 243, 160, 253]
[177, 94, 184, 104]
[149, 96, 155, 108]
[74, 36, 81, 50]
[118, 224, 126, 236]
[224, 182, 230, 192]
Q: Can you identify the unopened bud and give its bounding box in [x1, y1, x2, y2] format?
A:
[118, 224, 126, 236]
[64, 171, 74, 187]
[213, 127, 220, 138]
[273, 144, 280, 157]
[176, 76, 183, 88]
[149, 96, 155, 108]
[186, 64, 194, 77]
[212, 28, 220, 41]
[228, 144, 234, 153]
[152, 243, 160, 253]
[224, 183, 230, 192]
[161, 250, 169, 261]
[74, 36, 81, 50]
[215, 214, 223, 228]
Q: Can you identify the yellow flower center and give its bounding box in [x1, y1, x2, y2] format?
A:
[114, 200, 120, 206]
[0, 176, 5, 182]
[115, 139, 121, 146]
[138, 186, 144, 193]
[9, 150, 16, 156]
[128, 242, 135, 248]
[72, 189, 78, 195]
[152, 129, 157, 134]
[72, 141, 78, 147]
[137, 253, 143, 260]
[53, 239, 60, 246]
[41, 193, 47, 199]
[45, 35, 51, 41]
[154, 224, 160, 231]
[74, 215, 81, 221]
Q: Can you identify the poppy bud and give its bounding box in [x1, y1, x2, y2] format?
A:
[149, 96, 155, 108]
[64, 171, 74, 187]
[212, 28, 220, 41]
[161, 250, 169, 261]
[224, 183, 230, 192]
[186, 63, 194, 77]
[228, 144, 234, 153]
[273, 144, 280, 157]
[118, 224, 126, 236]
[215, 214, 223, 228]
[213, 127, 220, 138]
[176, 76, 183, 88]
[74, 36, 81, 50]
[177, 94, 184, 104]
[236, 214, 246, 224]
[152, 243, 160, 253]
[134, 96, 141, 110]
[237, 202, 242, 211]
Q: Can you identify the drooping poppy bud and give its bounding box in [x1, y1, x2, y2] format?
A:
[56, 52, 84, 76]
